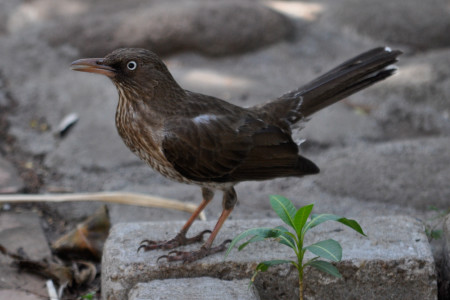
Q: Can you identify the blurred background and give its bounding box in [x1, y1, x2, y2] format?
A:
[0, 0, 449, 298]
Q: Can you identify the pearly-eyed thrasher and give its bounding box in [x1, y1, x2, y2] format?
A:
[71, 47, 401, 262]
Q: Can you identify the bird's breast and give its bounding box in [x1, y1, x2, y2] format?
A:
[114, 98, 187, 182]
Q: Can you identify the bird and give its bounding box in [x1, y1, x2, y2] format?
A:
[71, 47, 401, 262]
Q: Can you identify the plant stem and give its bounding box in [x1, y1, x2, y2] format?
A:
[299, 274, 303, 300]
[298, 233, 305, 300]
[298, 253, 304, 300]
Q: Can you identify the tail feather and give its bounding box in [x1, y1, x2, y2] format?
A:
[253, 47, 402, 126]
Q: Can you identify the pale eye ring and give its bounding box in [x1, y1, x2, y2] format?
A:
[127, 61, 137, 70]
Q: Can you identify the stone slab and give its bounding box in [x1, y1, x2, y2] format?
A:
[128, 277, 259, 300]
[0, 212, 51, 298]
[315, 137, 450, 209]
[102, 216, 437, 300]
[0, 155, 24, 194]
[0, 289, 42, 300]
[0, 212, 51, 262]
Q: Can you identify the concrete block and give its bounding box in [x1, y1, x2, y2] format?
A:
[102, 216, 437, 300]
[128, 277, 259, 300]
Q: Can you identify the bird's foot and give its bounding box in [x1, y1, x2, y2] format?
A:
[137, 230, 211, 252]
[157, 240, 231, 263]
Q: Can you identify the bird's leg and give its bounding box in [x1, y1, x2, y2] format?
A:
[158, 188, 236, 263]
[138, 188, 214, 252]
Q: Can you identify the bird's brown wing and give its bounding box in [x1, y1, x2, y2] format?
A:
[162, 114, 319, 183]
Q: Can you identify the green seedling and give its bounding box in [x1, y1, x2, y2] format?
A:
[424, 205, 450, 241]
[80, 292, 95, 300]
[226, 195, 366, 300]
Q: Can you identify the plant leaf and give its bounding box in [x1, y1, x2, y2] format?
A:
[273, 226, 296, 249]
[238, 235, 266, 251]
[305, 214, 341, 232]
[255, 259, 293, 272]
[269, 195, 297, 229]
[307, 260, 342, 278]
[337, 217, 366, 236]
[226, 227, 288, 257]
[279, 233, 296, 250]
[226, 227, 276, 257]
[304, 239, 342, 262]
[304, 214, 366, 236]
[293, 204, 314, 236]
[249, 259, 294, 287]
[430, 229, 443, 240]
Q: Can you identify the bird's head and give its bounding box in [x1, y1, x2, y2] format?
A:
[71, 48, 181, 97]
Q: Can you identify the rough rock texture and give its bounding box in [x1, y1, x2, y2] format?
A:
[7, 0, 294, 57]
[443, 214, 450, 298]
[315, 137, 450, 209]
[329, 0, 450, 49]
[128, 278, 260, 300]
[102, 217, 436, 300]
[0, 212, 51, 298]
[0, 212, 51, 261]
[0, 155, 24, 193]
[0, 290, 42, 300]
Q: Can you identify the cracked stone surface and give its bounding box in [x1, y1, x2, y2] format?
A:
[128, 278, 260, 300]
[102, 216, 436, 300]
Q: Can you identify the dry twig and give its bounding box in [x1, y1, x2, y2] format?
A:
[0, 192, 206, 221]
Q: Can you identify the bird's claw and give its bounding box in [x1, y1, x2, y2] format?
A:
[138, 239, 157, 247]
[156, 239, 232, 263]
[137, 229, 212, 252]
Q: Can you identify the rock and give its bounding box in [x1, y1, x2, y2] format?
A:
[39, 1, 293, 57]
[370, 49, 450, 138]
[128, 278, 260, 300]
[0, 212, 51, 261]
[314, 137, 450, 209]
[300, 104, 382, 147]
[0, 289, 42, 300]
[443, 214, 450, 298]
[0, 155, 24, 194]
[0, 212, 51, 299]
[384, 49, 450, 110]
[329, 0, 450, 49]
[0, 0, 24, 34]
[102, 216, 436, 300]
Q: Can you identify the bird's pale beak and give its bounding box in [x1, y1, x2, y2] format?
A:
[71, 58, 116, 78]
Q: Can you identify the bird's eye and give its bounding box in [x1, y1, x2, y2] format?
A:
[127, 61, 137, 71]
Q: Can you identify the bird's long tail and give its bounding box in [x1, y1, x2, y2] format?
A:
[253, 47, 402, 124]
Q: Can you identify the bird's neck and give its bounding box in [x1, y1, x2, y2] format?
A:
[114, 79, 187, 115]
